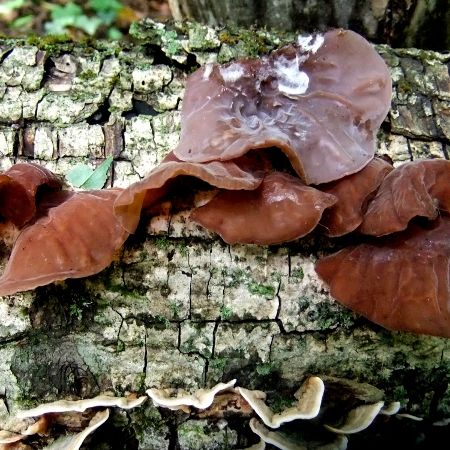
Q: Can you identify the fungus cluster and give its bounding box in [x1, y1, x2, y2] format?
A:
[1, 377, 415, 449]
[0, 29, 448, 339]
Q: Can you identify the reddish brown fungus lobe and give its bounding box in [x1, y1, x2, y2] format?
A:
[315, 215, 450, 338]
[191, 172, 337, 245]
[360, 159, 450, 236]
[0, 189, 128, 296]
[114, 153, 267, 233]
[319, 157, 393, 237]
[0, 163, 62, 227]
[173, 29, 391, 185]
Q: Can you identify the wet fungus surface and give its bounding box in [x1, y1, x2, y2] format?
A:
[173, 29, 392, 185]
[315, 215, 450, 338]
[319, 157, 393, 237]
[0, 29, 448, 339]
[191, 171, 337, 245]
[0, 163, 62, 228]
[360, 159, 450, 236]
[0, 188, 128, 296]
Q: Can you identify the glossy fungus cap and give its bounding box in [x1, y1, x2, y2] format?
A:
[191, 171, 337, 244]
[114, 154, 267, 233]
[319, 157, 393, 237]
[0, 189, 128, 296]
[360, 159, 450, 235]
[0, 163, 62, 227]
[174, 29, 392, 184]
[315, 215, 450, 338]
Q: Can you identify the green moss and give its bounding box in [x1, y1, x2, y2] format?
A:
[130, 403, 169, 445]
[178, 421, 205, 438]
[106, 282, 143, 300]
[209, 357, 228, 372]
[397, 78, 413, 94]
[155, 236, 170, 250]
[188, 23, 219, 50]
[219, 305, 233, 320]
[129, 20, 182, 56]
[25, 34, 74, 53]
[291, 268, 304, 280]
[116, 340, 125, 352]
[153, 315, 170, 327]
[256, 362, 276, 376]
[178, 242, 188, 257]
[247, 282, 275, 298]
[170, 302, 182, 318]
[19, 307, 29, 318]
[268, 393, 296, 414]
[162, 30, 183, 56]
[78, 69, 98, 81]
[224, 268, 247, 288]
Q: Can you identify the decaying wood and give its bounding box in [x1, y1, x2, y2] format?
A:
[169, 0, 450, 50]
[0, 20, 449, 449]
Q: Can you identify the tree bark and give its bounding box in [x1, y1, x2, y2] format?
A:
[169, 0, 450, 51]
[0, 20, 449, 449]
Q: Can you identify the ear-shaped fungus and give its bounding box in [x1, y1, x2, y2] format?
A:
[315, 215, 450, 337]
[360, 159, 450, 236]
[0, 163, 62, 227]
[319, 157, 393, 237]
[113, 154, 267, 233]
[191, 171, 336, 245]
[0, 189, 129, 296]
[173, 29, 391, 184]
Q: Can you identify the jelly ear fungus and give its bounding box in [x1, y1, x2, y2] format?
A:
[0, 189, 128, 296]
[173, 29, 392, 185]
[315, 215, 450, 338]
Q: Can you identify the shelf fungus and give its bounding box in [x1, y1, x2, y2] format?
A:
[237, 376, 325, 428]
[324, 401, 385, 434]
[0, 394, 145, 449]
[247, 418, 306, 450]
[245, 418, 349, 450]
[315, 215, 450, 338]
[42, 409, 109, 450]
[147, 379, 237, 412]
[17, 394, 147, 418]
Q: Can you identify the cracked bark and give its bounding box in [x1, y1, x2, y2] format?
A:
[0, 20, 449, 449]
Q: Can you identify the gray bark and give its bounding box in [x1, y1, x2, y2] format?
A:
[0, 19, 449, 449]
[169, 0, 450, 50]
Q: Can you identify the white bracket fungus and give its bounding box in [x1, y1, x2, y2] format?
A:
[324, 401, 385, 434]
[147, 379, 237, 410]
[237, 376, 325, 428]
[17, 394, 147, 419]
[44, 409, 109, 450]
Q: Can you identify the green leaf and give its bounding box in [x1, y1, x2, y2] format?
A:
[66, 164, 95, 188]
[11, 14, 33, 29]
[107, 26, 123, 40]
[97, 10, 117, 25]
[50, 2, 83, 21]
[89, 0, 122, 13]
[66, 157, 113, 190]
[81, 156, 113, 189]
[74, 15, 102, 35]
